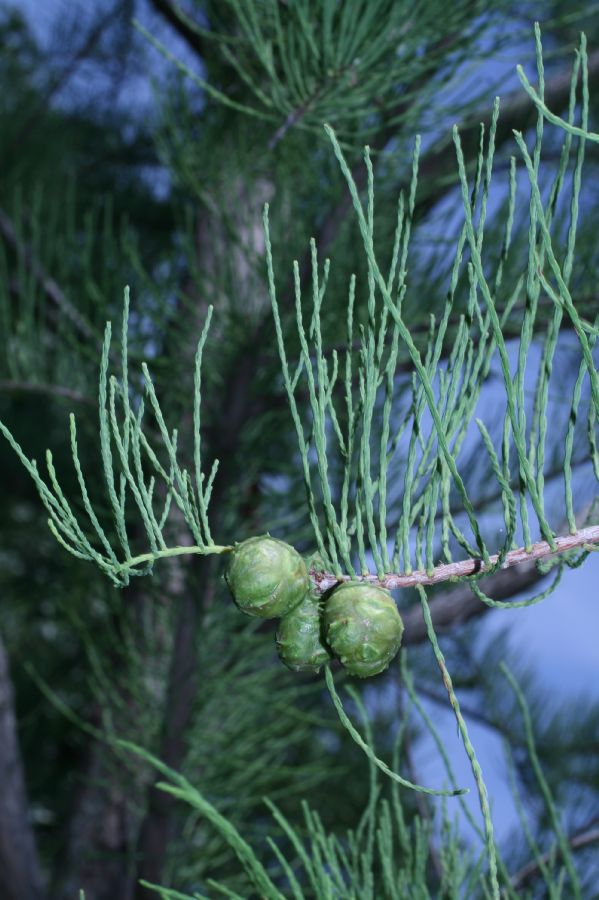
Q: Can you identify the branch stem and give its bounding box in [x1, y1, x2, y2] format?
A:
[113, 524, 599, 584]
[116, 544, 233, 573]
[312, 524, 599, 592]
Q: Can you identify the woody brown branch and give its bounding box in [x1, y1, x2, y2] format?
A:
[311, 524, 599, 593]
[509, 824, 599, 890]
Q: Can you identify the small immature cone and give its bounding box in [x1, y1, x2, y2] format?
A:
[324, 581, 404, 678]
[276, 587, 332, 673]
[224, 535, 309, 618]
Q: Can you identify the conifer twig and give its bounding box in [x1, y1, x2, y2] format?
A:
[311, 524, 599, 592]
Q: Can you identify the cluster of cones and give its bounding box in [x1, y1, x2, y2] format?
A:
[224, 536, 404, 678]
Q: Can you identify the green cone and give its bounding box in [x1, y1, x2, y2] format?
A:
[224, 535, 308, 618]
[324, 581, 404, 678]
[276, 587, 331, 673]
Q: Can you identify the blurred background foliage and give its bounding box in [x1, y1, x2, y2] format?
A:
[0, 1, 599, 898]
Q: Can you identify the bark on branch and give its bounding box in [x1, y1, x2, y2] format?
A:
[312, 525, 599, 593]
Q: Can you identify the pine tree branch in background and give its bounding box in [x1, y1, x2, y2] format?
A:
[0, 206, 95, 343]
[0, 380, 93, 407]
[0, 633, 46, 900]
[148, 0, 207, 61]
[266, 1, 476, 151]
[509, 824, 599, 891]
[6, 0, 123, 155]
[295, 15, 476, 282]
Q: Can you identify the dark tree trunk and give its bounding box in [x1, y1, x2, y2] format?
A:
[133, 514, 221, 894]
[0, 633, 46, 900]
[56, 739, 134, 900]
